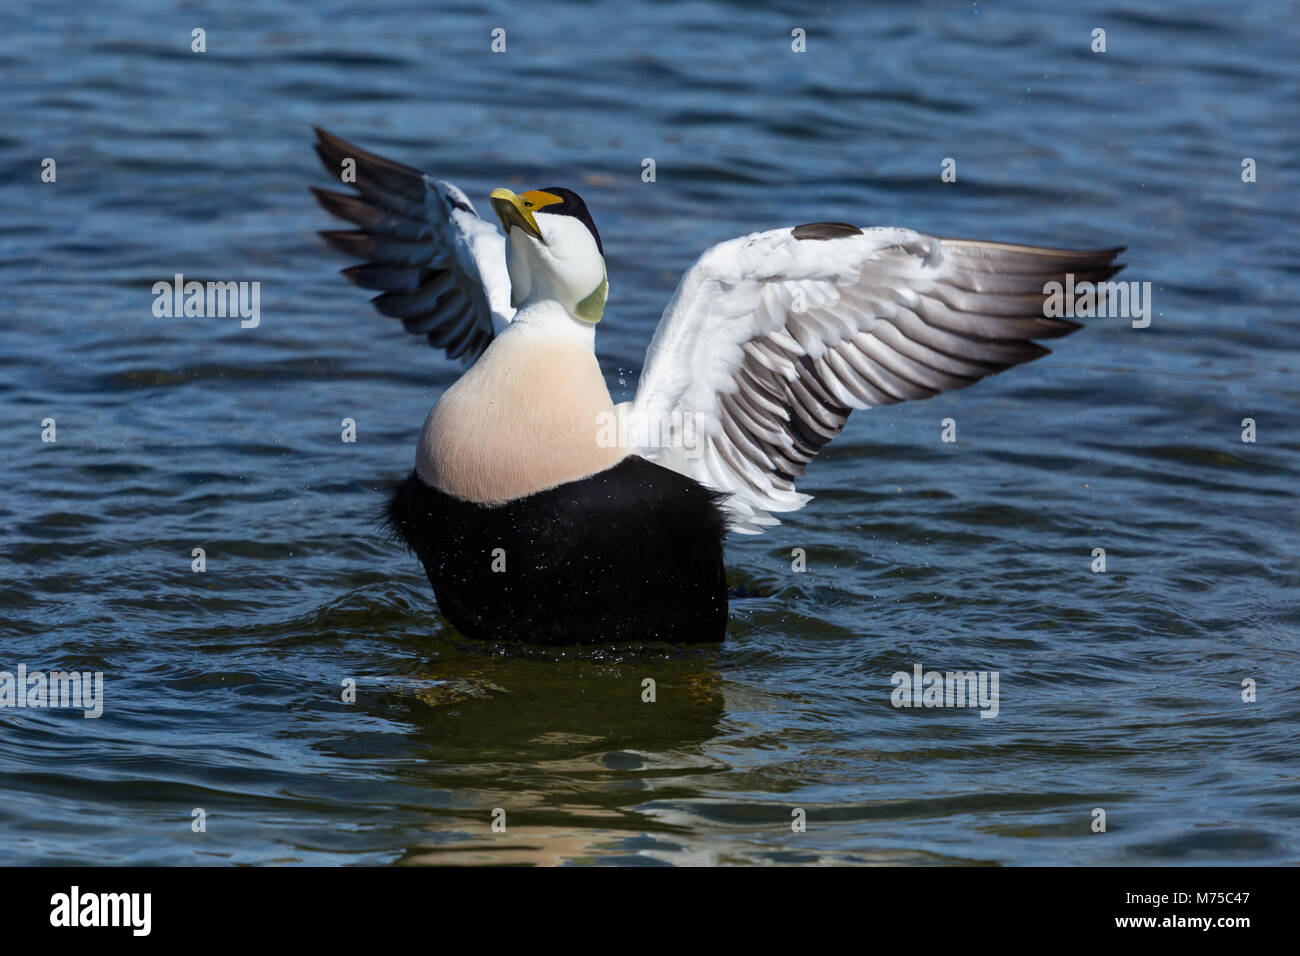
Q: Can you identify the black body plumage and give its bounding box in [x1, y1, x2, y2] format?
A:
[385, 456, 730, 645]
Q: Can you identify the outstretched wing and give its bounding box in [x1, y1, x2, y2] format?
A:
[626, 223, 1123, 533]
[310, 127, 512, 362]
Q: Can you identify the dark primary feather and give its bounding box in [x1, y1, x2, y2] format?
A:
[310, 127, 497, 362]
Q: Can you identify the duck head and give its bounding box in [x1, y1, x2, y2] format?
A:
[490, 187, 607, 324]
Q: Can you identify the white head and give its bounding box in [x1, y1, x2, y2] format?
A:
[489, 187, 608, 325]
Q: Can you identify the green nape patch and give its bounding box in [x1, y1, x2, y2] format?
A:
[575, 272, 608, 323]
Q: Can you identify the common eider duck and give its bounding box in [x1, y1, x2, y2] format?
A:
[311, 128, 1123, 646]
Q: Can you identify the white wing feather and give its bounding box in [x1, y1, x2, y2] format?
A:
[627, 224, 1123, 533]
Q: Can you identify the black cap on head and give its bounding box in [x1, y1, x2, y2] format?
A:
[539, 187, 603, 257]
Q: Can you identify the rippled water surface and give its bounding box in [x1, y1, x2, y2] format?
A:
[1, 0, 1297, 865]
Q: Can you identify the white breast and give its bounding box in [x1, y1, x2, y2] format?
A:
[416, 316, 627, 504]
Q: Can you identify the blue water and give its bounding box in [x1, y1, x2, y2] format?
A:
[1, 0, 1297, 865]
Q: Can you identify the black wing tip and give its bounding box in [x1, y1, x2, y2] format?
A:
[337, 263, 394, 290]
[318, 228, 373, 260]
[313, 125, 352, 151]
[308, 184, 350, 209]
[312, 126, 350, 160]
[311, 126, 427, 187]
